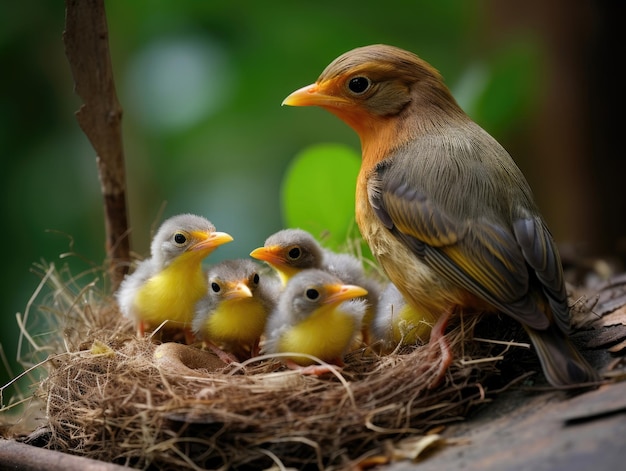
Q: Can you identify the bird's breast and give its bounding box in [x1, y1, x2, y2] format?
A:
[277, 305, 358, 364]
[134, 263, 206, 328]
[204, 298, 268, 343]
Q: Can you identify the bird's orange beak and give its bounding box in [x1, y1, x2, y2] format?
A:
[282, 82, 350, 108]
[249, 246, 284, 265]
[222, 281, 254, 300]
[189, 231, 233, 253]
[323, 283, 368, 305]
[250, 246, 296, 285]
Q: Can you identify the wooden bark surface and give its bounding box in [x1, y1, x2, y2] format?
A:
[388, 377, 626, 470]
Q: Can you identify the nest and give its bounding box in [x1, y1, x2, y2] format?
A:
[1, 261, 555, 470]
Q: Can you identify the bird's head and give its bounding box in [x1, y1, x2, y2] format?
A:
[152, 214, 233, 268]
[283, 269, 368, 323]
[206, 259, 260, 302]
[282, 44, 462, 154]
[250, 229, 322, 285]
[208, 277, 254, 301]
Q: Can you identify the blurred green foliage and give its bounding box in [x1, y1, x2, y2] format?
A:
[0, 0, 541, 387]
[281, 143, 361, 251]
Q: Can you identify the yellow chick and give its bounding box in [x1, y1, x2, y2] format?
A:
[262, 268, 368, 373]
[192, 259, 279, 362]
[250, 228, 381, 344]
[371, 282, 432, 353]
[115, 213, 233, 340]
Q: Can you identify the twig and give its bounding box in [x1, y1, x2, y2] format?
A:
[0, 439, 130, 471]
[62, 0, 130, 292]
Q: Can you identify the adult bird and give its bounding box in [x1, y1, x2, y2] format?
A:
[193, 259, 279, 362]
[250, 228, 381, 343]
[263, 268, 368, 374]
[116, 213, 233, 341]
[282, 44, 598, 387]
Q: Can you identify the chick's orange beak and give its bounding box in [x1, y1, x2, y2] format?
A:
[189, 231, 233, 253]
[324, 284, 368, 305]
[222, 281, 254, 300]
[282, 82, 350, 108]
[250, 246, 284, 265]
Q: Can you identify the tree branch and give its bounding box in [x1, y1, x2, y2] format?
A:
[0, 439, 130, 471]
[63, 0, 130, 291]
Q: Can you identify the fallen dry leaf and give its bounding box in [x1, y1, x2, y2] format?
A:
[392, 434, 446, 461]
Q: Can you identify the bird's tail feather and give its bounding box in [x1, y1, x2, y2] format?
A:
[524, 324, 599, 387]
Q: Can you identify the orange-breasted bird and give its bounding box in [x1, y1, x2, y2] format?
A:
[250, 228, 381, 343]
[116, 213, 233, 341]
[192, 259, 279, 362]
[282, 44, 598, 387]
[262, 268, 368, 374]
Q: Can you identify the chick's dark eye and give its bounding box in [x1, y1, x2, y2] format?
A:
[288, 247, 301, 260]
[252, 273, 260, 285]
[211, 282, 221, 293]
[348, 76, 371, 94]
[174, 233, 187, 245]
[305, 288, 319, 301]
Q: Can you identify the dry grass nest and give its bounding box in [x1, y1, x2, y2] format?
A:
[1, 260, 610, 470]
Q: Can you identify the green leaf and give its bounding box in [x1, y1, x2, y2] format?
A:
[281, 143, 361, 251]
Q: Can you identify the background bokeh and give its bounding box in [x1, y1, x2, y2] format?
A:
[1, 0, 622, 387]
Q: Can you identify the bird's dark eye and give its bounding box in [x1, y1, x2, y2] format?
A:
[174, 233, 187, 245]
[287, 247, 301, 260]
[211, 282, 221, 293]
[348, 76, 371, 94]
[305, 288, 319, 301]
[252, 273, 260, 285]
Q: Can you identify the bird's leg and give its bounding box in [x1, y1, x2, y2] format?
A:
[250, 337, 261, 358]
[203, 341, 239, 364]
[285, 359, 342, 376]
[136, 321, 146, 338]
[360, 327, 371, 346]
[426, 305, 455, 389]
[183, 327, 196, 345]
